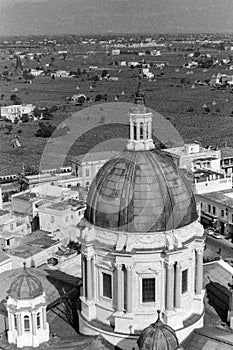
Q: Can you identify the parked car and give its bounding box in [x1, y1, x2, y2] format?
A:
[213, 232, 222, 239]
[207, 228, 215, 236]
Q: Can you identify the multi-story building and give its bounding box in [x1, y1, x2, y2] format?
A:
[220, 147, 233, 177]
[11, 184, 80, 231]
[197, 188, 233, 236]
[1, 104, 35, 122]
[163, 143, 221, 172]
[70, 150, 118, 189]
[38, 198, 85, 241]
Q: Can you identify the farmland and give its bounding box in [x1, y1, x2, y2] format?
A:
[1, 35, 233, 175]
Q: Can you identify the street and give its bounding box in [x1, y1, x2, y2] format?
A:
[204, 235, 233, 261]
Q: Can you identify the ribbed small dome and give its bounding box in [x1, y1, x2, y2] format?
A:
[8, 266, 44, 300]
[137, 311, 180, 350]
[85, 149, 197, 233]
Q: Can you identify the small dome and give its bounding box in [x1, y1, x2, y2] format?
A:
[8, 265, 44, 300]
[137, 311, 180, 350]
[85, 149, 197, 233]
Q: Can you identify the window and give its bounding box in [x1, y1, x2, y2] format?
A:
[142, 278, 156, 303]
[140, 122, 144, 139]
[221, 210, 224, 217]
[51, 216, 54, 223]
[200, 202, 203, 209]
[24, 315, 30, 332]
[213, 206, 216, 215]
[6, 239, 10, 246]
[102, 273, 112, 299]
[134, 123, 137, 140]
[36, 313, 40, 329]
[14, 315, 17, 330]
[85, 168, 90, 177]
[182, 269, 188, 294]
[208, 205, 211, 213]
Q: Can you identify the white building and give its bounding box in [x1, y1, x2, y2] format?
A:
[78, 98, 205, 349]
[163, 143, 221, 173]
[30, 69, 44, 77]
[7, 266, 50, 348]
[70, 150, 119, 189]
[38, 198, 85, 241]
[1, 104, 35, 122]
[52, 70, 70, 78]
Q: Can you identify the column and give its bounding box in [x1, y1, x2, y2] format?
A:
[86, 257, 93, 301]
[126, 264, 133, 313]
[166, 263, 174, 311]
[17, 313, 22, 335]
[130, 121, 134, 141]
[196, 249, 203, 295]
[32, 312, 36, 336]
[8, 312, 13, 332]
[115, 263, 123, 312]
[42, 307, 47, 330]
[143, 120, 147, 141]
[82, 255, 86, 298]
[148, 120, 152, 139]
[174, 263, 181, 309]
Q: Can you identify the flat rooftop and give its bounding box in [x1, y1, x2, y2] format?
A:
[197, 188, 233, 208]
[9, 230, 59, 258]
[47, 198, 85, 211]
[71, 150, 119, 164]
[221, 147, 233, 159]
[0, 210, 9, 217]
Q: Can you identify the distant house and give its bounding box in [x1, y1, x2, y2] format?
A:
[1, 104, 35, 122]
[30, 69, 44, 77]
[52, 70, 70, 78]
[112, 49, 120, 55]
[215, 73, 233, 86]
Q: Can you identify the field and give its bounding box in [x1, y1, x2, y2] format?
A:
[1, 43, 233, 175]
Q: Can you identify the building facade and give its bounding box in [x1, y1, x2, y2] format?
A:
[1, 104, 35, 122]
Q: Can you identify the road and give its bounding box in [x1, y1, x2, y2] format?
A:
[204, 235, 233, 261]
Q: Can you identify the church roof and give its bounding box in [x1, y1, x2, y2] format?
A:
[85, 149, 197, 233]
[137, 311, 180, 350]
[8, 265, 44, 300]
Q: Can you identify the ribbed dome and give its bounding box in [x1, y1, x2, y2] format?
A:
[85, 149, 197, 233]
[137, 311, 180, 350]
[8, 267, 44, 300]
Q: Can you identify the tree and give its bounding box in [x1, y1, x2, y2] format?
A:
[35, 122, 56, 138]
[101, 69, 109, 78]
[5, 124, 13, 134]
[21, 114, 29, 123]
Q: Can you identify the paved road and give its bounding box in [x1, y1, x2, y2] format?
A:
[204, 235, 233, 261]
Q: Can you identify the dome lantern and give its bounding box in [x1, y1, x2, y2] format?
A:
[127, 82, 155, 151]
[137, 310, 181, 350]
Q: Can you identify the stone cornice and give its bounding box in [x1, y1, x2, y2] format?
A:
[81, 220, 204, 253]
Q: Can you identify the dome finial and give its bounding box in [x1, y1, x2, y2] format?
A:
[157, 310, 161, 320]
[134, 79, 145, 106]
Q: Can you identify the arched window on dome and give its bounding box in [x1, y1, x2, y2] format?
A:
[140, 122, 144, 140]
[36, 312, 41, 329]
[24, 315, 30, 332]
[134, 122, 137, 140]
[14, 314, 17, 330]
